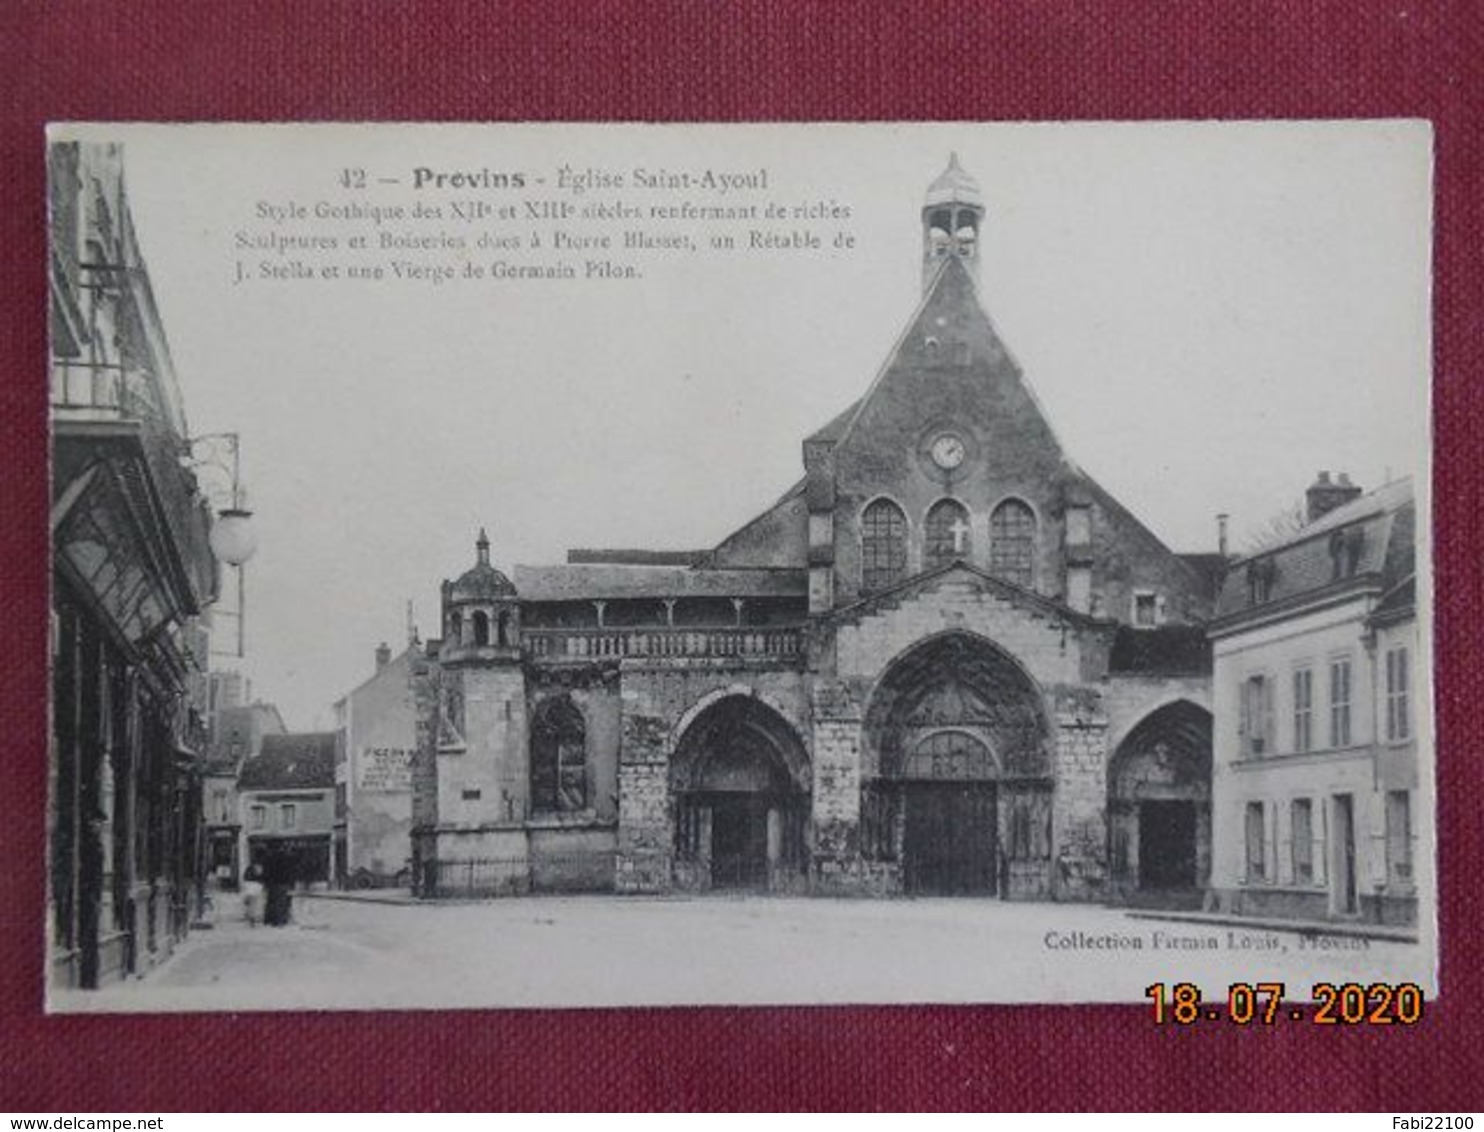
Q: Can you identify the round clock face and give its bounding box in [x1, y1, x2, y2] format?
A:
[930, 434, 966, 470]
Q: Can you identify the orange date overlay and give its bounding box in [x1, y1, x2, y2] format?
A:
[1146, 981, 1424, 1025]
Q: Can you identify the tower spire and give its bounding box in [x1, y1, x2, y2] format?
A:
[922, 153, 985, 292]
[476, 526, 491, 566]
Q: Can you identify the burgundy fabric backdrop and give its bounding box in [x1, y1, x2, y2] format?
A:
[1, 0, 1479, 1112]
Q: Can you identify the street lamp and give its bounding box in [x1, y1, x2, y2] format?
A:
[209, 507, 258, 567]
[183, 431, 258, 656]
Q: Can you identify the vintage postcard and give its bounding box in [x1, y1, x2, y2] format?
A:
[45, 121, 1435, 1012]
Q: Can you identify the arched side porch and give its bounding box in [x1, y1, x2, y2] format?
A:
[1107, 700, 1213, 908]
[669, 694, 811, 894]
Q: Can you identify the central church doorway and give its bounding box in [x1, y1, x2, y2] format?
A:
[902, 781, 997, 895]
[863, 632, 1055, 899]
[670, 694, 810, 893]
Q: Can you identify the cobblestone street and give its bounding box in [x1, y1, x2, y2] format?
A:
[51, 892, 1434, 1013]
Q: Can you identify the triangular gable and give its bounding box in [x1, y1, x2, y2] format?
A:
[824, 558, 1109, 628]
[830, 254, 1079, 475]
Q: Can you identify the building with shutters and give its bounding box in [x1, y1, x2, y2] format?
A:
[411, 156, 1228, 903]
[1208, 475, 1421, 926]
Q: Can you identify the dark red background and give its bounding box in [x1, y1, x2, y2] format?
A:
[1, 0, 1479, 1111]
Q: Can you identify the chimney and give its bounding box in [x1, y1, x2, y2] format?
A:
[375, 641, 392, 671]
[1306, 470, 1363, 523]
[1217, 513, 1229, 558]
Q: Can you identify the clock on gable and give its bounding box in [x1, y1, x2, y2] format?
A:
[916, 424, 978, 482]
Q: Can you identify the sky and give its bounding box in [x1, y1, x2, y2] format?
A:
[60, 122, 1432, 730]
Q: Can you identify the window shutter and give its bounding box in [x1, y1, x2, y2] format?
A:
[1366, 791, 1388, 885]
[1265, 802, 1279, 886]
[1278, 803, 1291, 886]
[1314, 801, 1328, 886]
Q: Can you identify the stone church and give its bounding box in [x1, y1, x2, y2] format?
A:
[410, 156, 1223, 904]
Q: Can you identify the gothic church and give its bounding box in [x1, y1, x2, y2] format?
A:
[410, 156, 1222, 903]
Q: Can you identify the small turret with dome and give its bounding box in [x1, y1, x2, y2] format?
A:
[922, 152, 985, 292]
[440, 527, 520, 664]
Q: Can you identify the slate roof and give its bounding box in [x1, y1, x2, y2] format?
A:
[1215, 478, 1414, 623]
[1109, 625, 1212, 675]
[238, 732, 338, 791]
[1178, 553, 1229, 601]
[450, 559, 516, 599]
[1369, 574, 1416, 627]
[805, 400, 860, 445]
[448, 528, 516, 599]
[566, 549, 703, 566]
[514, 563, 808, 602]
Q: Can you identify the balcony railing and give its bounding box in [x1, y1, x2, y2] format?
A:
[523, 626, 804, 664]
[52, 360, 218, 613]
[51, 360, 148, 418]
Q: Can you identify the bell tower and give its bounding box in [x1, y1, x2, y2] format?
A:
[430, 526, 531, 889]
[922, 152, 985, 292]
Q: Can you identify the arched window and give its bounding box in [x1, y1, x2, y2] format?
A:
[531, 696, 587, 812]
[861, 499, 908, 593]
[989, 499, 1036, 589]
[472, 610, 490, 647]
[496, 609, 511, 647]
[447, 610, 462, 646]
[899, 730, 997, 780]
[925, 499, 972, 567]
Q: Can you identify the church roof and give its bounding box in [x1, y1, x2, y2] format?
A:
[567, 548, 703, 566]
[924, 152, 983, 209]
[1109, 625, 1212, 675]
[805, 399, 860, 445]
[513, 563, 806, 602]
[818, 253, 1077, 469]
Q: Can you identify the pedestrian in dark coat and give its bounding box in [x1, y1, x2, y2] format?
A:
[263, 850, 294, 927]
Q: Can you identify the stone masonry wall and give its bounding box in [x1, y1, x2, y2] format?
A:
[1051, 698, 1110, 901]
[614, 661, 809, 894]
[832, 574, 1091, 689]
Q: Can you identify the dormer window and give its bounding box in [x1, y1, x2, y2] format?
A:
[1329, 527, 1365, 580]
[1247, 558, 1277, 604]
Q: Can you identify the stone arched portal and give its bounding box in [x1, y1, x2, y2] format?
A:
[1107, 700, 1213, 905]
[863, 632, 1054, 897]
[670, 695, 810, 893]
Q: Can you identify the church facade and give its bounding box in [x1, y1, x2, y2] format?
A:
[410, 157, 1223, 904]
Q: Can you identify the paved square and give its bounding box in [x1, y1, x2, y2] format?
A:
[51, 893, 1433, 1012]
